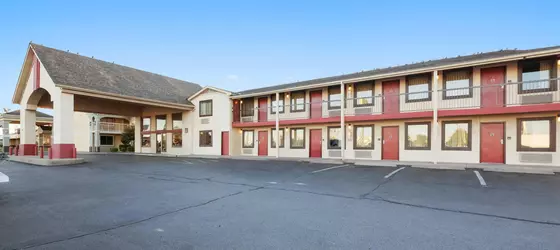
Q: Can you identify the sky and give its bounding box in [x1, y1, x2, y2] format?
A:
[0, 0, 559, 112]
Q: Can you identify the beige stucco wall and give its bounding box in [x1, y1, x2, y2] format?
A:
[190, 89, 231, 156]
[73, 112, 91, 152]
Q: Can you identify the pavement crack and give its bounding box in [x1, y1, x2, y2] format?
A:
[21, 186, 263, 249]
[365, 197, 560, 227]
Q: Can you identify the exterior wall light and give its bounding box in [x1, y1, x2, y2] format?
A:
[557, 114, 560, 122]
[240, 100, 243, 104]
[557, 59, 560, 66]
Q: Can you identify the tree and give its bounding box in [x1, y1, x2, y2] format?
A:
[120, 126, 135, 152]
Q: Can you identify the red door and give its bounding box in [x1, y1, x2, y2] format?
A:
[233, 101, 240, 123]
[383, 81, 400, 114]
[309, 129, 322, 158]
[221, 131, 229, 156]
[481, 67, 505, 108]
[258, 98, 268, 122]
[258, 131, 268, 156]
[382, 126, 399, 160]
[310, 90, 322, 119]
[480, 123, 504, 163]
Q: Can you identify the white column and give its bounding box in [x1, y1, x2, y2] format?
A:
[134, 117, 141, 153]
[52, 92, 75, 158]
[94, 115, 101, 152]
[340, 81, 345, 161]
[20, 109, 36, 145]
[432, 70, 439, 164]
[275, 92, 280, 158]
[1, 121, 9, 152]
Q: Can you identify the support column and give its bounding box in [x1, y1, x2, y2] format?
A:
[340, 81, 345, 161]
[20, 108, 37, 155]
[275, 92, 280, 158]
[432, 70, 439, 164]
[134, 117, 141, 153]
[52, 92, 75, 158]
[88, 115, 94, 152]
[1, 121, 9, 153]
[94, 115, 101, 152]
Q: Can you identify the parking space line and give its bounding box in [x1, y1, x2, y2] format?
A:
[311, 164, 349, 174]
[384, 167, 405, 179]
[183, 160, 193, 165]
[474, 170, 487, 187]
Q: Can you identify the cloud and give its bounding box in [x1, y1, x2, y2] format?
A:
[226, 74, 239, 81]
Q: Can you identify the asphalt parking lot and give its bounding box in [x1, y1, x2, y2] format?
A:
[0, 155, 559, 249]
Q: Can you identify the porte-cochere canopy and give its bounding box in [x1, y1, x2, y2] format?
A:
[11, 43, 204, 158]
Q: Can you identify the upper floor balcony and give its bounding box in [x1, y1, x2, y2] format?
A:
[98, 122, 132, 134]
[232, 78, 560, 127]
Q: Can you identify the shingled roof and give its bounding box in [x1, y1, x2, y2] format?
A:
[31, 43, 202, 105]
[1, 110, 52, 118]
[233, 45, 560, 96]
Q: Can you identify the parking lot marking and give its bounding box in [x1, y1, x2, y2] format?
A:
[294, 182, 307, 186]
[197, 159, 207, 164]
[474, 170, 487, 187]
[267, 182, 278, 184]
[384, 167, 405, 179]
[183, 160, 194, 165]
[311, 164, 349, 174]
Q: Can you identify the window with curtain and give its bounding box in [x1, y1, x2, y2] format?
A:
[290, 128, 305, 148]
[354, 125, 374, 149]
[242, 130, 254, 148]
[328, 127, 341, 149]
[290, 92, 305, 112]
[199, 100, 213, 117]
[271, 94, 285, 114]
[443, 69, 472, 99]
[405, 122, 430, 150]
[172, 113, 182, 129]
[520, 60, 555, 93]
[328, 86, 341, 109]
[442, 121, 471, 150]
[241, 98, 254, 117]
[354, 82, 374, 106]
[199, 130, 212, 147]
[142, 134, 151, 147]
[406, 74, 431, 102]
[271, 128, 285, 148]
[517, 117, 555, 151]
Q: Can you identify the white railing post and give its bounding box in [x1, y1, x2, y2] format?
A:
[432, 70, 439, 164]
[275, 92, 280, 158]
[340, 81, 345, 161]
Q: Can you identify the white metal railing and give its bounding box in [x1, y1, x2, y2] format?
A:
[232, 78, 560, 123]
[98, 122, 131, 133]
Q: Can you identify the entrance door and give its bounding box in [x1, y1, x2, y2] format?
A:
[156, 133, 166, 153]
[382, 126, 399, 160]
[383, 81, 400, 114]
[481, 67, 505, 108]
[310, 90, 322, 119]
[258, 98, 268, 122]
[309, 129, 322, 158]
[258, 131, 268, 156]
[480, 123, 504, 163]
[221, 131, 229, 156]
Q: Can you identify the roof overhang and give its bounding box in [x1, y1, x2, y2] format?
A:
[188, 86, 232, 101]
[231, 48, 560, 99]
[59, 85, 194, 110]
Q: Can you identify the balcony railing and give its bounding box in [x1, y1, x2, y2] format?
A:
[233, 78, 560, 124]
[98, 122, 131, 133]
[438, 78, 560, 110]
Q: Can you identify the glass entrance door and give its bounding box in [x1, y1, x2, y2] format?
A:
[156, 133, 167, 153]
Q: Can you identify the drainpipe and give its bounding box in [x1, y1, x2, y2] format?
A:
[340, 81, 345, 161]
[275, 92, 280, 158]
[432, 70, 439, 164]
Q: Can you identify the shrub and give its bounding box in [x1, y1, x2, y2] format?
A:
[128, 146, 135, 152]
[110, 147, 119, 152]
[118, 144, 129, 152]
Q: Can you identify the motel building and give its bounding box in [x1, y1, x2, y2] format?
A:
[7, 42, 560, 172]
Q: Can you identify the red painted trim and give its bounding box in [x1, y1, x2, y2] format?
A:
[141, 129, 182, 134]
[346, 111, 433, 122]
[19, 144, 36, 156]
[35, 57, 41, 90]
[438, 103, 560, 117]
[51, 144, 75, 159]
